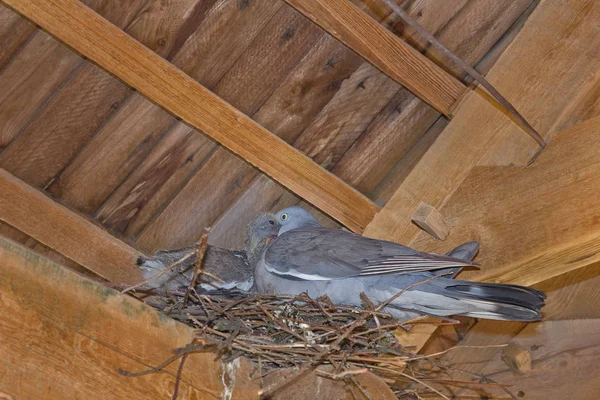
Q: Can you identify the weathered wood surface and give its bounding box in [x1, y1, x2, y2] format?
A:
[0, 4, 35, 69]
[440, 319, 600, 399]
[4, 0, 378, 234]
[284, 0, 466, 116]
[365, 0, 600, 244]
[411, 116, 600, 285]
[334, 0, 536, 196]
[0, 0, 202, 188]
[0, 169, 142, 283]
[0, 238, 257, 399]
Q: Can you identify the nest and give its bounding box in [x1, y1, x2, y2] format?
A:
[109, 235, 514, 399]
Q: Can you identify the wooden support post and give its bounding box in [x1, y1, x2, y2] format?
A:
[284, 0, 466, 116]
[501, 344, 532, 374]
[411, 202, 450, 240]
[2, 0, 379, 233]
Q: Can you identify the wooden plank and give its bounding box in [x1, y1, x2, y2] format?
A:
[0, 32, 82, 149]
[283, 0, 466, 116]
[53, 0, 281, 218]
[0, 5, 35, 70]
[441, 320, 600, 399]
[0, 169, 142, 283]
[0, 0, 150, 151]
[0, 0, 202, 188]
[364, 0, 600, 244]
[334, 0, 536, 195]
[399, 114, 600, 351]
[411, 116, 600, 283]
[4, 0, 378, 233]
[0, 238, 257, 399]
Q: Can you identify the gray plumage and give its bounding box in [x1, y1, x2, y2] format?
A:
[254, 207, 546, 321]
[138, 245, 253, 291]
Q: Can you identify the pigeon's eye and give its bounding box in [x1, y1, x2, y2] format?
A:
[280, 213, 288, 221]
[268, 220, 275, 225]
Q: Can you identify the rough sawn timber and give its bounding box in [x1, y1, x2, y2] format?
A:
[3, 0, 379, 233]
[0, 169, 142, 283]
[284, 0, 466, 116]
[0, 238, 257, 399]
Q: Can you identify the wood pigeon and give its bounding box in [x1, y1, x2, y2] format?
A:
[250, 206, 546, 321]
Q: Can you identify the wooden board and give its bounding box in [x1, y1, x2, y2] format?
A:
[0, 238, 257, 399]
[0, 169, 142, 283]
[4, 0, 378, 233]
[0, 5, 35, 69]
[283, 0, 466, 116]
[54, 0, 281, 222]
[410, 116, 600, 284]
[365, 0, 600, 245]
[333, 0, 535, 195]
[440, 319, 600, 399]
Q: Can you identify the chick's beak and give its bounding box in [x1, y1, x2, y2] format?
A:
[265, 235, 277, 245]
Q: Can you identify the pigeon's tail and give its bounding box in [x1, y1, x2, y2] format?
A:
[444, 282, 546, 321]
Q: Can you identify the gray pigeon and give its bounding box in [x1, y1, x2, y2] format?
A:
[250, 206, 546, 321]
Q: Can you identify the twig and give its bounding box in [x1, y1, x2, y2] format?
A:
[404, 344, 508, 362]
[379, 0, 546, 148]
[172, 353, 189, 400]
[316, 368, 369, 380]
[376, 273, 452, 312]
[184, 230, 210, 306]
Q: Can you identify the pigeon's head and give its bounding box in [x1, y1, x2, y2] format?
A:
[245, 213, 280, 267]
[275, 206, 321, 234]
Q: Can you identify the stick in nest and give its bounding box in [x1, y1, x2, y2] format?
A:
[184, 229, 210, 306]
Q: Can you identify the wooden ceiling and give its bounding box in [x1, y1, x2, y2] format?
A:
[0, 0, 538, 254]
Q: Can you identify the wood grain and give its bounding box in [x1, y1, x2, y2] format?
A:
[0, 31, 82, 149]
[96, 123, 216, 238]
[283, 0, 466, 116]
[0, 5, 35, 70]
[54, 0, 281, 223]
[1, 0, 205, 189]
[0, 169, 142, 283]
[0, 238, 257, 399]
[6, 0, 378, 232]
[334, 0, 535, 195]
[411, 116, 600, 284]
[365, 0, 600, 245]
[442, 320, 600, 399]
[0, 0, 150, 150]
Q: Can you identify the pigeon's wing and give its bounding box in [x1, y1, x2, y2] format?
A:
[264, 227, 477, 281]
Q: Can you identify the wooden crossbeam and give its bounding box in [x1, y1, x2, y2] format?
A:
[0, 169, 142, 283]
[284, 0, 466, 116]
[365, 0, 600, 351]
[0, 238, 257, 399]
[2, 0, 379, 233]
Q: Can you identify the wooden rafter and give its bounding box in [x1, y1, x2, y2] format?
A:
[284, 0, 466, 116]
[0, 169, 142, 283]
[2, 0, 379, 233]
[365, 0, 600, 351]
[0, 238, 257, 399]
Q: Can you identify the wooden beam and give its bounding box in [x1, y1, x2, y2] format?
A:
[365, 0, 600, 352]
[397, 114, 600, 352]
[284, 0, 466, 116]
[364, 0, 600, 245]
[2, 0, 379, 233]
[0, 169, 142, 283]
[411, 115, 600, 284]
[0, 238, 257, 399]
